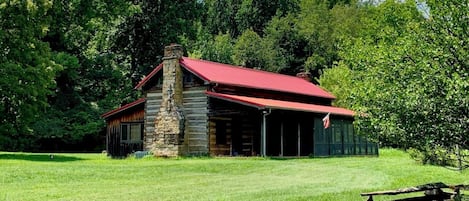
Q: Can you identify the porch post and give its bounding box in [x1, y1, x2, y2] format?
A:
[297, 123, 301, 157]
[105, 128, 109, 155]
[261, 109, 271, 157]
[280, 122, 284, 157]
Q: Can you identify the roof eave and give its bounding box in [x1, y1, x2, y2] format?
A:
[134, 63, 164, 90]
[205, 91, 265, 109]
[180, 60, 211, 84]
[209, 81, 336, 100]
[101, 98, 146, 119]
[205, 92, 354, 117]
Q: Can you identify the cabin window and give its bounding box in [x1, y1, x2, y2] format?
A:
[121, 123, 144, 143]
[215, 121, 227, 145]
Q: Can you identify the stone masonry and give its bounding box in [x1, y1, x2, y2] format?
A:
[151, 44, 185, 157]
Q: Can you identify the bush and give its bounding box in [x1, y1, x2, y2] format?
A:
[408, 146, 460, 167]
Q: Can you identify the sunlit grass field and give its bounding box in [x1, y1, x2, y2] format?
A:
[0, 149, 467, 201]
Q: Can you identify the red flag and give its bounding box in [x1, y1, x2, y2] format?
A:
[322, 112, 330, 129]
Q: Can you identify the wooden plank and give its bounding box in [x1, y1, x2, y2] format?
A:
[183, 97, 207, 102]
[185, 111, 208, 115]
[183, 88, 206, 93]
[186, 128, 208, 133]
[183, 102, 208, 108]
[186, 139, 207, 146]
[146, 109, 159, 114]
[186, 113, 208, 118]
[146, 92, 162, 97]
[361, 182, 457, 196]
[186, 125, 207, 129]
[186, 120, 208, 125]
[146, 99, 162, 104]
[184, 109, 209, 114]
[183, 101, 206, 105]
[183, 92, 207, 98]
[187, 145, 208, 149]
[185, 131, 207, 136]
[362, 183, 446, 196]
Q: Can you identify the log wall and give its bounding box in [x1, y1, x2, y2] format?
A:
[181, 86, 209, 155]
[143, 87, 209, 155]
[143, 89, 162, 150]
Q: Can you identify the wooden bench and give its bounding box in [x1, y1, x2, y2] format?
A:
[361, 182, 468, 201]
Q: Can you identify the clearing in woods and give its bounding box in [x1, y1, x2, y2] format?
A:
[0, 149, 467, 201]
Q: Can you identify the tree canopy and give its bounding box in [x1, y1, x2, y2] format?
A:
[1, 0, 467, 160]
[319, 0, 468, 163]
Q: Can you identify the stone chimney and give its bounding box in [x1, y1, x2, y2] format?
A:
[152, 44, 185, 157]
[296, 71, 311, 82]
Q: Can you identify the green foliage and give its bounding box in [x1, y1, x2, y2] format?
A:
[181, 23, 235, 64]
[408, 147, 452, 166]
[0, 0, 140, 151]
[114, 0, 204, 85]
[0, 1, 61, 150]
[33, 0, 137, 150]
[205, 0, 299, 38]
[263, 14, 307, 74]
[317, 63, 353, 107]
[296, 0, 366, 78]
[232, 29, 286, 72]
[1, 0, 465, 156]
[319, 0, 468, 157]
[232, 29, 265, 68]
[205, 0, 242, 37]
[235, 0, 298, 36]
[298, 0, 335, 73]
[198, 0, 361, 76]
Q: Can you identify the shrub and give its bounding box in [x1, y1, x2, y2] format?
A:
[408, 146, 461, 167]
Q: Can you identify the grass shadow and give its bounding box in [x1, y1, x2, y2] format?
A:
[0, 153, 86, 162]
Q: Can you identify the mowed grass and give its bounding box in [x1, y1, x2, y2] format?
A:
[0, 149, 467, 201]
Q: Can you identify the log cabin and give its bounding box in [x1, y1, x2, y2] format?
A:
[102, 44, 378, 157]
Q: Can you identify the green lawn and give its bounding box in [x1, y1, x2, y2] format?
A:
[0, 149, 467, 201]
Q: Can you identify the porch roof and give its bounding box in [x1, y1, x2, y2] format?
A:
[206, 91, 354, 117]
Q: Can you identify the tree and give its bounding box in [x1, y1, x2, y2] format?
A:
[235, 0, 299, 36]
[32, 0, 136, 151]
[205, 0, 299, 38]
[416, 0, 468, 150]
[181, 22, 235, 64]
[296, 0, 350, 78]
[0, 1, 61, 150]
[319, 0, 468, 164]
[232, 29, 265, 68]
[114, 0, 204, 87]
[262, 14, 308, 75]
[205, 0, 242, 37]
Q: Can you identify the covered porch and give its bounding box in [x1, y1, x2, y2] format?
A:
[207, 92, 378, 157]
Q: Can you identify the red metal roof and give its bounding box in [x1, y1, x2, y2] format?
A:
[206, 91, 354, 117]
[181, 57, 335, 99]
[101, 98, 146, 119]
[134, 57, 335, 99]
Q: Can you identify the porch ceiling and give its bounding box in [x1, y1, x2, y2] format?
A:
[206, 91, 354, 117]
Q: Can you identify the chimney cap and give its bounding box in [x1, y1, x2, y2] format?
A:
[164, 43, 184, 59]
[296, 71, 311, 82]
